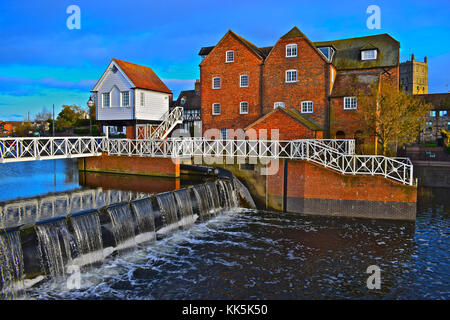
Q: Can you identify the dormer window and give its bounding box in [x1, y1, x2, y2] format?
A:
[181, 97, 186, 105]
[226, 50, 234, 63]
[361, 49, 377, 60]
[318, 46, 335, 61]
[286, 44, 297, 57]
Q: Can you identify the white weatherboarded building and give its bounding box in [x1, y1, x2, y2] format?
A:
[91, 59, 177, 138]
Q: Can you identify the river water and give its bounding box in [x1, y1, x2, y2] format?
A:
[1, 159, 449, 299]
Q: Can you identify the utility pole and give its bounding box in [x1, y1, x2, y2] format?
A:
[52, 104, 55, 137]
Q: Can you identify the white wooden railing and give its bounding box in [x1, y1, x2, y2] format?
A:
[0, 137, 414, 186]
[106, 138, 414, 186]
[0, 137, 106, 163]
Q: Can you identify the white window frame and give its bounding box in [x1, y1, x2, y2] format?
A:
[226, 50, 234, 63]
[344, 97, 357, 110]
[212, 77, 221, 89]
[212, 103, 221, 115]
[102, 92, 110, 108]
[120, 91, 130, 107]
[140, 92, 145, 107]
[240, 101, 249, 114]
[286, 70, 297, 83]
[240, 74, 249, 88]
[286, 44, 298, 58]
[274, 102, 285, 109]
[301, 101, 314, 114]
[361, 49, 377, 60]
[220, 128, 228, 140]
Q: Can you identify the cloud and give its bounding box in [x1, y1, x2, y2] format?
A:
[0, 75, 96, 96]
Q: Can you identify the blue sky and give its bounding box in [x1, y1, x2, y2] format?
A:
[0, 0, 449, 121]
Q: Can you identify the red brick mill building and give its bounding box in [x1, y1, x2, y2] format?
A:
[198, 26, 400, 147]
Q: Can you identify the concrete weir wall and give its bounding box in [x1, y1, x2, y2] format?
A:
[79, 154, 180, 178]
[269, 160, 417, 221]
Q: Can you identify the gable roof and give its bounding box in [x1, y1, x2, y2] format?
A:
[199, 29, 399, 71]
[111, 59, 172, 94]
[245, 107, 322, 132]
[313, 34, 400, 70]
[172, 89, 201, 109]
[280, 26, 306, 39]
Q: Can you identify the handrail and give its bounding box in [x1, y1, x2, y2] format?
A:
[106, 138, 415, 186]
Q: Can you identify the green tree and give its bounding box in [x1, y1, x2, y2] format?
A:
[357, 83, 432, 156]
[56, 105, 83, 131]
[14, 122, 34, 137]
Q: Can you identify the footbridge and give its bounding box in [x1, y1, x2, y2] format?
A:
[0, 137, 415, 186]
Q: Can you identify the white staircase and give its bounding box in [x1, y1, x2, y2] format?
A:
[137, 107, 183, 140]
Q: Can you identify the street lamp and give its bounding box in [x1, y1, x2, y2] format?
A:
[87, 96, 94, 136]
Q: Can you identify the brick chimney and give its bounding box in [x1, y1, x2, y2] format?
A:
[411, 53, 415, 61]
[424, 56, 427, 63]
[195, 79, 200, 94]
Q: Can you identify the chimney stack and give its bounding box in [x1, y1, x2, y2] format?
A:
[424, 56, 427, 63]
[195, 79, 200, 94]
[411, 53, 415, 61]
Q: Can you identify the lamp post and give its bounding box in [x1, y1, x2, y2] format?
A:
[87, 96, 94, 136]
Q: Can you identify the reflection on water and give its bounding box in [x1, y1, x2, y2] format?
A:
[0, 159, 80, 202]
[29, 186, 449, 300]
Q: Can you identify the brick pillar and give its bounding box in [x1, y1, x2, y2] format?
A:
[126, 126, 136, 139]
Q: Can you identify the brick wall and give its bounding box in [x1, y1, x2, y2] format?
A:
[263, 36, 330, 130]
[201, 32, 263, 134]
[80, 155, 180, 178]
[245, 108, 322, 140]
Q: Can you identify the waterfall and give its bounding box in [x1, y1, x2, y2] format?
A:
[174, 189, 194, 219]
[105, 203, 136, 252]
[192, 186, 210, 217]
[156, 193, 179, 226]
[0, 231, 25, 299]
[70, 212, 104, 267]
[36, 219, 75, 279]
[205, 182, 221, 214]
[130, 198, 156, 244]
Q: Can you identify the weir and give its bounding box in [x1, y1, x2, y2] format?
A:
[0, 179, 242, 299]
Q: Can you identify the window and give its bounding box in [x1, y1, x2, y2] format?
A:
[430, 111, 436, 117]
[240, 75, 249, 87]
[426, 122, 433, 130]
[213, 77, 221, 89]
[221, 128, 228, 140]
[121, 91, 130, 107]
[140, 92, 145, 106]
[448, 122, 450, 130]
[102, 93, 110, 107]
[181, 97, 186, 105]
[274, 102, 285, 109]
[240, 102, 249, 114]
[318, 46, 335, 61]
[286, 70, 297, 83]
[439, 110, 448, 117]
[212, 103, 221, 115]
[301, 101, 313, 113]
[286, 44, 297, 57]
[361, 49, 377, 60]
[226, 50, 234, 63]
[344, 97, 357, 110]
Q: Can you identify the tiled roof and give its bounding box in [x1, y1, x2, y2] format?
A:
[313, 34, 400, 70]
[331, 71, 380, 97]
[172, 90, 201, 109]
[113, 59, 172, 94]
[199, 29, 400, 70]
